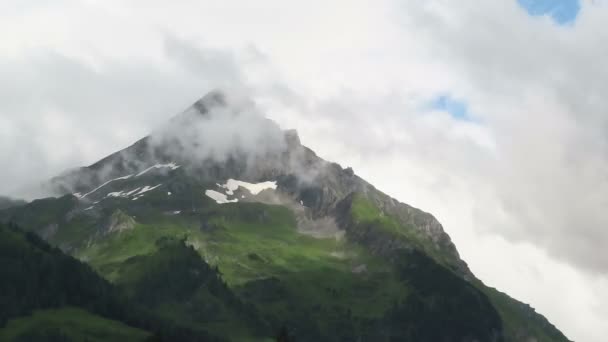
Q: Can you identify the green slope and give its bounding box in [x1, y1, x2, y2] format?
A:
[0, 307, 150, 342]
[112, 238, 268, 341]
[0, 189, 572, 341]
[0, 222, 122, 326]
[0, 222, 225, 342]
[73, 202, 408, 340]
[64, 200, 507, 341]
[0, 223, 153, 341]
[483, 286, 571, 342]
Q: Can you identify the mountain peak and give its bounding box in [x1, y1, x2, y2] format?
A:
[188, 89, 257, 118]
[191, 89, 228, 115]
[3, 93, 572, 342]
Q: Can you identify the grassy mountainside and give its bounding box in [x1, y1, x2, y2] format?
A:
[0, 223, 151, 341]
[0, 307, 149, 342]
[71, 202, 410, 340]
[0, 222, 123, 327]
[0, 222, 229, 341]
[113, 238, 268, 341]
[1, 190, 571, 341]
[2, 188, 561, 341]
[483, 286, 571, 342]
[0, 184, 572, 342]
[336, 194, 570, 342]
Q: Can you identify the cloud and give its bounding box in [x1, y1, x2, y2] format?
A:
[0, 52, 200, 195]
[150, 90, 287, 166]
[0, 33, 268, 196]
[1, 1, 608, 340]
[394, 0, 608, 275]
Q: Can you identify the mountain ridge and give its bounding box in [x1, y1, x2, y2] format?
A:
[0, 90, 571, 341]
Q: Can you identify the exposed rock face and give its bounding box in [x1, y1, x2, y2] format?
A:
[105, 210, 135, 234]
[41, 90, 467, 277]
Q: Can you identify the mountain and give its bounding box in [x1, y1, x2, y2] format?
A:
[0, 221, 265, 341]
[0, 90, 571, 341]
[0, 196, 26, 210]
[0, 222, 145, 341]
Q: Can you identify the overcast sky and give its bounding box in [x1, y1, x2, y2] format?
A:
[1, 0, 607, 340]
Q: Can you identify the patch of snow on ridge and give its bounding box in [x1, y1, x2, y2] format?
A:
[136, 163, 180, 177]
[126, 188, 141, 196]
[205, 179, 276, 204]
[107, 191, 126, 198]
[134, 184, 162, 196]
[104, 185, 162, 201]
[81, 174, 133, 198]
[205, 190, 238, 204]
[219, 179, 277, 195]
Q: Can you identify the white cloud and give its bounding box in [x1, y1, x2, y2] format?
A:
[1, 1, 607, 340]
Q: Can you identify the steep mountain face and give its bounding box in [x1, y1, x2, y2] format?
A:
[0, 90, 571, 341]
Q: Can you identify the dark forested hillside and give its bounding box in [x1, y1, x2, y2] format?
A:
[0, 223, 226, 342]
[0, 222, 122, 327]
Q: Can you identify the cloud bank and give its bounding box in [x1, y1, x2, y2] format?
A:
[1, 1, 608, 340]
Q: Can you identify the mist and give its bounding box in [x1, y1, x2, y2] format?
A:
[2, 1, 608, 340]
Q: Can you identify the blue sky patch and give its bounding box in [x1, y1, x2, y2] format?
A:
[517, 0, 580, 25]
[429, 95, 473, 121]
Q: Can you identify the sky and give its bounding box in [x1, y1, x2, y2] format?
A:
[1, 0, 607, 340]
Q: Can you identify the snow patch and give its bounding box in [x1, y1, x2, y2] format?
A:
[204, 179, 276, 205]
[98, 185, 161, 201]
[105, 185, 161, 199]
[136, 163, 180, 177]
[219, 179, 277, 195]
[205, 190, 238, 204]
[125, 188, 141, 196]
[76, 162, 178, 200]
[107, 191, 126, 198]
[81, 174, 133, 198]
[134, 184, 162, 196]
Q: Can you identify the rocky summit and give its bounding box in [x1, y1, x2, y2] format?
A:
[0, 91, 571, 341]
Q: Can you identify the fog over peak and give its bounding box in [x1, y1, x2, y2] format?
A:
[2, 1, 608, 340]
[154, 88, 288, 165]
